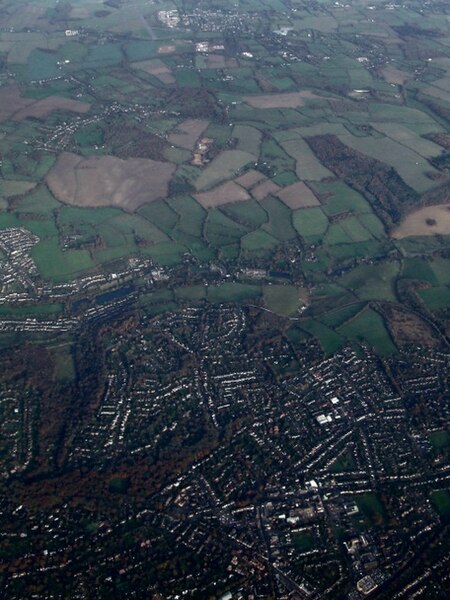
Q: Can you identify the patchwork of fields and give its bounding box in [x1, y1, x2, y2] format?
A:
[0, 0, 450, 355]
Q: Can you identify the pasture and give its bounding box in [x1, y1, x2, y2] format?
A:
[194, 150, 255, 191]
[263, 285, 299, 316]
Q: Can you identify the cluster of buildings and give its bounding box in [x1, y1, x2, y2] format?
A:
[6, 305, 439, 598]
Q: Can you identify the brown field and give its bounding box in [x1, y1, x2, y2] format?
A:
[381, 304, 441, 347]
[392, 204, 450, 238]
[381, 66, 411, 85]
[157, 73, 176, 85]
[158, 45, 176, 54]
[0, 85, 32, 121]
[194, 181, 250, 208]
[14, 96, 90, 121]
[46, 152, 175, 212]
[276, 181, 320, 209]
[131, 59, 175, 84]
[206, 55, 238, 69]
[0, 85, 90, 122]
[235, 170, 267, 189]
[243, 91, 320, 109]
[251, 180, 281, 201]
[168, 119, 209, 150]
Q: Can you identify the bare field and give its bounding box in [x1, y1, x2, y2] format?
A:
[194, 181, 250, 208]
[158, 45, 176, 54]
[206, 55, 238, 69]
[131, 59, 175, 84]
[0, 85, 90, 121]
[168, 119, 209, 150]
[46, 152, 175, 212]
[0, 85, 32, 121]
[392, 204, 450, 238]
[277, 181, 320, 209]
[14, 96, 91, 121]
[235, 170, 267, 189]
[251, 180, 281, 201]
[243, 91, 320, 109]
[381, 66, 411, 85]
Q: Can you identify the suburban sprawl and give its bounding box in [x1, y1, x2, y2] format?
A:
[0, 0, 449, 598]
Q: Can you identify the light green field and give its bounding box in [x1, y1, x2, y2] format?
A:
[371, 122, 443, 157]
[32, 239, 95, 282]
[281, 138, 334, 181]
[402, 258, 438, 285]
[340, 216, 374, 242]
[339, 132, 439, 193]
[195, 150, 255, 190]
[313, 181, 371, 216]
[0, 180, 36, 197]
[293, 207, 329, 242]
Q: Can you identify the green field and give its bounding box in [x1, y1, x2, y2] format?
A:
[32, 239, 95, 282]
[220, 200, 268, 229]
[195, 150, 255, 190]
[430, 490, 450, 519]
[337, 308, 396, 355]
[263, 285, 299, 316]
[430, 430, 450, 450]
[418, 287, 450, 312]
[260, 196, 297, 242]
[338, 262, 399, 303]
[207, 283, 261, 303]
[292, 531, 315, 552]
[355, 493, 387, 526]
[293, 207, 329, 243]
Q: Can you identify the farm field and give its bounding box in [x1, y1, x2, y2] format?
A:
[46, 153, 175, 211]
[393, 204, 450, 238]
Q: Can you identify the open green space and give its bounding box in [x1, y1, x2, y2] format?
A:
[263, 285, 299, 316]
[292, 207, 329, 243]
[207, 283, 261, 304]
[337, 308, 397, 356]
[292, 531, 315, 552]
[430, 491, 450, 519]
[430, 430, 450, 451]
[355, 493, 387, 526]
[337, 262, 399, 303]
[32, 239, 95, 282]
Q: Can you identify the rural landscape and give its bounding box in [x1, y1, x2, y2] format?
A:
[0, 0, 449, 598]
